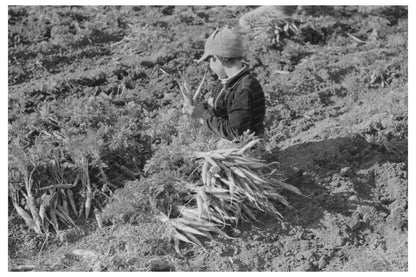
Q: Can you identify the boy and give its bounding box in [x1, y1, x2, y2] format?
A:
[182, 27, 266, 141]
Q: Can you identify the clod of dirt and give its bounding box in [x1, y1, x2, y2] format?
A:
[340, 167, 353, 177]
[148, 258, 175, 271]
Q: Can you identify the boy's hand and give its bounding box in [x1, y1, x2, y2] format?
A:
[182, 102, 208, 119]
[191, 102, 208, 118]
[207, 97, 213, 107]
[182, 102, 194, 115]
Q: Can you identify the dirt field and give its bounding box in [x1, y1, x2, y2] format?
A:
[8, 6, 407, 271]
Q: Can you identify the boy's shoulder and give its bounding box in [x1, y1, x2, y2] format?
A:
[234, 71, 262, 90]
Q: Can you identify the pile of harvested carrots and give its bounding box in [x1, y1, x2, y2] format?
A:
[159, 139, 303, 253]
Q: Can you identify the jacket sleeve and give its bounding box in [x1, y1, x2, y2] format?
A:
[204, 88, 253, 140]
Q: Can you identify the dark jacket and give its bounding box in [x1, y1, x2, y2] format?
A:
[203, 66, 265, 140]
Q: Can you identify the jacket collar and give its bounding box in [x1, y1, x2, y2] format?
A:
[219, 65, 250, 88]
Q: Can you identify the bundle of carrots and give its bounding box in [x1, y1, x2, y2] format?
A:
[11, 175, 80, 234]
[159, 139, 303, 253]
[10, 155, 104, 235]
[160, 66, 208, 108]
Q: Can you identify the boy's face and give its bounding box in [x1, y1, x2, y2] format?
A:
[209, 56, 226, 79]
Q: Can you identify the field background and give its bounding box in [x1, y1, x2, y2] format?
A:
[8, 5, 407, 271]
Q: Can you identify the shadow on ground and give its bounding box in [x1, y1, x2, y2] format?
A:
[262, 134, 407, 229]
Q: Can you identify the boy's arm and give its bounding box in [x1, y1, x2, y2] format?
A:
[203, 88, 253, 140]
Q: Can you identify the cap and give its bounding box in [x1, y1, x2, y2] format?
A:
[196, 27, 244, 63]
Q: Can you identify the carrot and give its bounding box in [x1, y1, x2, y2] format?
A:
[72, 173, 80, 187]
[84, 160, 93, 219]
[56, 204, 76, 227]
[201, 160, 209, 185]
[55, 209, 70, 227]
[94, 209, 103, 229]
[42, 212, 50, 234]
[66, 189, 77, 216]
[192, 67, 208, 103]
[26, 194, 42, 233]
[60, 189, 70, 215]
[78, 198, 84, 218]
[179, 82, 192, 106]
[52, 191, 58, 208]
[85, 190, 93, 219]
[13, 203, 40, 233]
[206, 171, 212, 187]
[235, 139, 260, 155]
[10, 264, 36, 272]
[39, 183, 76, 190]
[39, 202, 46, 225]
[48, 208, 59, 232]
